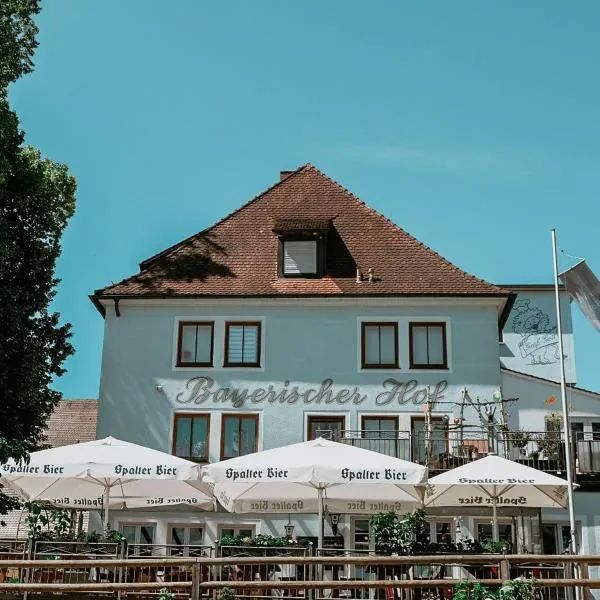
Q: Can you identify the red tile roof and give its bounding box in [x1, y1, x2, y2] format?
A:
[93, 165, 509, 300]
[44, 400, 98, 447]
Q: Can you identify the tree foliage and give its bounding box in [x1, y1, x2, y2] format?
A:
[0, 0, 76, 517]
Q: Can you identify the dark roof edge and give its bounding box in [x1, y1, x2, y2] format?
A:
[92, 291, 511, 302]
[89, 294, 106, 318]
[57, 399, 98, 403]
[498, 283, 566, 291]
[498, 292, 517, 330]
[501, 367, 600, 398]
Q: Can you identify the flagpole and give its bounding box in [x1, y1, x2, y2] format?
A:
[551, 229, 578, 554]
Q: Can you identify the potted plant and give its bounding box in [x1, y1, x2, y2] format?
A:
[537, 413, 562, 460]
[370, 509, 429, 555]
[499, 577, 536, 600]
[219, 586, 236, 600]
[508, 429, 531, 460]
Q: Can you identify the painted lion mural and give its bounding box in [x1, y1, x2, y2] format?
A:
[511, 299, 560, 365]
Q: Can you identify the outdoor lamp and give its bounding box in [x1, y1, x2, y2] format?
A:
[329, 513, 340, 536]
[284, 524, 295, 538]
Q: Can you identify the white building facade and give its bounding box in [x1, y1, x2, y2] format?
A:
[92, 165, 600, 559]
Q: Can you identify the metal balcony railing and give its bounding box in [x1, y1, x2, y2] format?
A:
[331, 428, 595, 477]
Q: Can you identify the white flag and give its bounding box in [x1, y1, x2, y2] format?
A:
[560, 260, 600, 332]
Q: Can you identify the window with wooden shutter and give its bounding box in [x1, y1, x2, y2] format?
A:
[224, 322, 261, 367]
[282, 240, 318, 276]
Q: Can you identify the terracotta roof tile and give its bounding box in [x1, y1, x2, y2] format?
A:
[273, 218, 332, 232]
[0, 401, 97, 540]
[44, 400, 98, 447]
[94, 165, 509, 299]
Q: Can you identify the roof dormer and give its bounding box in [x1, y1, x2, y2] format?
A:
[273, 218, 332, 279]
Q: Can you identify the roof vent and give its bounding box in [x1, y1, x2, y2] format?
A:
[280, 170, 293, 181]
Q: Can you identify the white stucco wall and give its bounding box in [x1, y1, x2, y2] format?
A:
[501, 370, 600, 431]
[97, 298, 503, 457]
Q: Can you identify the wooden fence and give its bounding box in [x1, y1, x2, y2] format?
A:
[0, 553, 598, 600]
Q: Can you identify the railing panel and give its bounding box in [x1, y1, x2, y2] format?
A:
[33, 540, 121, 559]
[335, 428, 591, 477]
[0, 552, 594, 599]
[340, 432, 411, 461]
[127, 543, 213, 558]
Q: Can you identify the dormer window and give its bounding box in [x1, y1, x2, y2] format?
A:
[273, 218, 331, 279]
[283, 240, 317, 276]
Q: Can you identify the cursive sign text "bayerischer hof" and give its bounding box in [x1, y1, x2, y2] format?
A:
[175, 377, 448, 408]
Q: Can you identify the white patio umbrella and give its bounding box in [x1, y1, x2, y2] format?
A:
[424, 454, 572, 542]
[0, 437, 215, 524]
[213, 480, 420, 515]
[202, 438, 427, 548]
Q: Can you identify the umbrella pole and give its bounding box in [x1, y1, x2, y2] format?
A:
[492, 495, 499, 542]
[103, 487, 110, 529]
[317, 488, 324, 550]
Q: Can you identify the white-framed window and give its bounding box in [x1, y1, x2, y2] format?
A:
[433, 521, 453, 544]
[282, 240, 318, 276]
[541, 522, 579, 554]
[224, 322, 261, 367]
[409, 322, 447, 369]
[121, 522, 156, 556]
[361, 322, 399, 369]
[176, 321, 214, 367]
[218, 525, 256, 541]
[475, 520, 513, 546]
[569, 420, 600, 441]
[352, 518, 371, 552]
[168, 525, 206, 556]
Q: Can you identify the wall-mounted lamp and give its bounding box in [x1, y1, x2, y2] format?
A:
[284, 524, 295, 538]
[329, 513, 341, 536]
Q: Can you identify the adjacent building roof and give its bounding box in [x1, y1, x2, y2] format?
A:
[501, 368, 600, 399]
[0, 400, 98, 540]
[44, 400, 98, 447]
[92, 164, 510, 306]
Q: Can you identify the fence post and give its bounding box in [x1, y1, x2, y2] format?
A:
[579, 561, 590, 600]
[499, 558, 510, 581]
[22, 537, 33, 600]
[191, 561, 201, 600]
[117, 539, 125, 600]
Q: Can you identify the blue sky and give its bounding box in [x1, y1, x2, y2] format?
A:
[9, 1, 600, 398]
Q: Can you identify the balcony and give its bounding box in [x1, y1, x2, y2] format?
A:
[334, 428, 600, 482]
